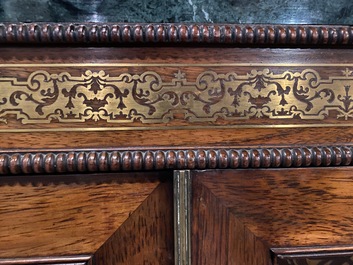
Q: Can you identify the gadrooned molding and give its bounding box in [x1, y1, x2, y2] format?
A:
[0, 23, 353, 46]
[0, 146, 351, 175]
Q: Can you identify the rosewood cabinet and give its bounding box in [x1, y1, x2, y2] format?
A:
[1, 23, 353, 265]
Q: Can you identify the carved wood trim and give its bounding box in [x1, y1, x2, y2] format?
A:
[1, 146, 352, 175]
[1, 23, 353, 47]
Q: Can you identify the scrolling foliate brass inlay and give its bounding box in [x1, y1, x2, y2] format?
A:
[2, 68, 353, 125]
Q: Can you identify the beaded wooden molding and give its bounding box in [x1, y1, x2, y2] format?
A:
[1, 23, 353, 46]
[0, 146, 351, 175]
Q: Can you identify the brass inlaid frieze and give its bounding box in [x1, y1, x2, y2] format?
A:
[1, 67, 353, 128]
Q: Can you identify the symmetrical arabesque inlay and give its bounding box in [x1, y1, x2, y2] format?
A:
[2, 68, 353, 125]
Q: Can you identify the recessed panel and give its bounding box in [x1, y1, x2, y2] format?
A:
[192, 168, 353, 265]
[0, 172, 172, 264]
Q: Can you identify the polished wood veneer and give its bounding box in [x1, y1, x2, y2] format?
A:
[92, 179, 174, 264]
[0, 172, 173, 265]
[192, 168, 353, 265]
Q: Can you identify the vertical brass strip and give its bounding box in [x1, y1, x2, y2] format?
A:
[174, 170, 192, 265]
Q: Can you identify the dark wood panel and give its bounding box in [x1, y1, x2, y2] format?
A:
[192, 168, 353, 265]
[92, 179, 174, 265]
[0, 172, 166, 259]
[228, 213, 271, 265]
[192, 177, 229, 264]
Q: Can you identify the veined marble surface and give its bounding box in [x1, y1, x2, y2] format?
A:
[0, 0, 352, 24]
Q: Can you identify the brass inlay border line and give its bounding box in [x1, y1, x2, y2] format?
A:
[2, 63, 353, 67]
[174, 170, 192, 265]
[0, 123, 353, 133]
[0, 255, 92, 265]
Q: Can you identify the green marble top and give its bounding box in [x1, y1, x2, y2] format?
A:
[0, 0, 352, 24]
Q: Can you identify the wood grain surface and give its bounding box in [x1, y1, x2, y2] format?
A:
[2, 127, 353, 151]
[2, 127, 353, 150]
[0, 172, 168, 260]
[92, 179, 174, 265]
[192, 168, 353, 265]
[2, 47, 353, 64]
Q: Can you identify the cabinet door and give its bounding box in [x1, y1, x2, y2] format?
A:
[192, 168, 353, 265]
[0, 172, 174, 265]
